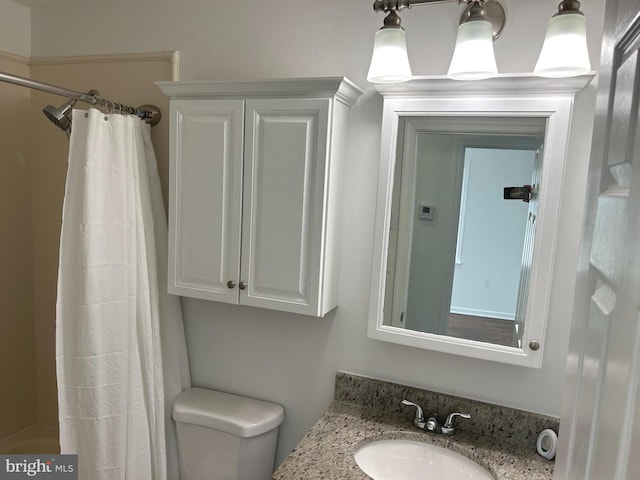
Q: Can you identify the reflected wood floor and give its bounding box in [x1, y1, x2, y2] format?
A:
[448, 313, 516, 347]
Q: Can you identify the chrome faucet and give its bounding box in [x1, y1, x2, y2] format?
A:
[401, 400, 427, 429]
[402, 400, 470, 435]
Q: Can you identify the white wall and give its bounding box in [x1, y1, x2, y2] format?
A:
[0, 0, 29, 57]
[26, 0, 605, 465]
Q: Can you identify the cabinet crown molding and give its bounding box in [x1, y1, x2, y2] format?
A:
[374, 73, 596, 98]
[157, 76, 364, 107]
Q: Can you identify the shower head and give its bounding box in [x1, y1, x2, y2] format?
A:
[43, 98, 76, 134]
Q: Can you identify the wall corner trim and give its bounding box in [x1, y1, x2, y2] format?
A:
[30, 51, 179, 67]
[0, 50, 30, 66]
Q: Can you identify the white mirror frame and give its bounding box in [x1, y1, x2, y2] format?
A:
[368, 74, 595, 368]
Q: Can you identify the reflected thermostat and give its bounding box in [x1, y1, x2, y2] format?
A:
[418, 204, 434, 220]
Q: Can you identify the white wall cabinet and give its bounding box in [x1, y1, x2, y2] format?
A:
[158, 78, 363, 317]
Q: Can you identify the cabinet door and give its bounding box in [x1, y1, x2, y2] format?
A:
[242, 98, 330, 315]
[168, 99, 244, 303]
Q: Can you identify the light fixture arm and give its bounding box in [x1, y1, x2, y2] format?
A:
[461, 1, 486, 22]
[373, 0, 457, 13]
[372, 0, 504, 39]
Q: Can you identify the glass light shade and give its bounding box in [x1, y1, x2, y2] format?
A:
[367, 27, 412, 84]
[447, 20, 498, 80]
[534, 13, 590, 78]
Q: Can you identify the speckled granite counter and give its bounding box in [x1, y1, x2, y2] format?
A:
[273, 373, 557, 480]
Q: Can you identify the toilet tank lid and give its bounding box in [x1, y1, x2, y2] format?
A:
[172, 388, 285, 438]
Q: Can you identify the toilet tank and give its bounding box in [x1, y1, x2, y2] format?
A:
[173, 388, 285, 480]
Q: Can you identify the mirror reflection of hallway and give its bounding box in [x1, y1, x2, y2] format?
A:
[448, 147, 540, 347]
[384, 116, 546, 348]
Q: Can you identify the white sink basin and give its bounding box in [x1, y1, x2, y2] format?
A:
[354, 439, 494, 480]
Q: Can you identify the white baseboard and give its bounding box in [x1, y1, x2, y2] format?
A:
[450, 306, 515, 321]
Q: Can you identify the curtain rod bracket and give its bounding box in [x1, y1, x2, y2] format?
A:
[137, 104, 161, 126]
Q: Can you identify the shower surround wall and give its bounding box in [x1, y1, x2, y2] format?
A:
[0, 46, 174, 445]
[0, 52, 36, 441]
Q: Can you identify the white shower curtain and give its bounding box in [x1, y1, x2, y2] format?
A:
[56, 108, 191, 479]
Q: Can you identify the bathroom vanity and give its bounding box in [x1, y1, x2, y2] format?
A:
[273, 373, 557, 479]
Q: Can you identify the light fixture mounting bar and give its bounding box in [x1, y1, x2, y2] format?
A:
[373, 0, 457, 12]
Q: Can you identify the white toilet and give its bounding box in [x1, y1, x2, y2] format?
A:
[173, 387, 285, 480]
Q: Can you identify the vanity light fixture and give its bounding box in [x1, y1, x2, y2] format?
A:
[367, 0, 590, 84]
[447, 1, 502, 80]
[534, 0, 591, 78]
[367, 9, 413, 83]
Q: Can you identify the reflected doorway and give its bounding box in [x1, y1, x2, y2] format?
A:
[387, 124, 545, 348]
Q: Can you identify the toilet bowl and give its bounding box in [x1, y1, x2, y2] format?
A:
[173, 387, 285, 480]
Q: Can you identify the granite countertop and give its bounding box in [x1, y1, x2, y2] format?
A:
[273, 401, 555, 480]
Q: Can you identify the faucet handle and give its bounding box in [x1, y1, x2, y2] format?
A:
[401, 400, 426, 429]
[442, 412, 471, 434]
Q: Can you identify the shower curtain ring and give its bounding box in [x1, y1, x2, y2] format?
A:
[101, 99, 111, 115]
[86, 89, 100, 105]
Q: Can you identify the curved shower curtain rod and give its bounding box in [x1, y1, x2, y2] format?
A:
[0, 71, 161, 126]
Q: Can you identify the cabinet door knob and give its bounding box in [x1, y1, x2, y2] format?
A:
[226, 280, 236, 289]
[239, 281, 247, 290]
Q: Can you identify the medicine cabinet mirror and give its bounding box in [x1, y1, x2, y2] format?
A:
[368, 75, 594, 368]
